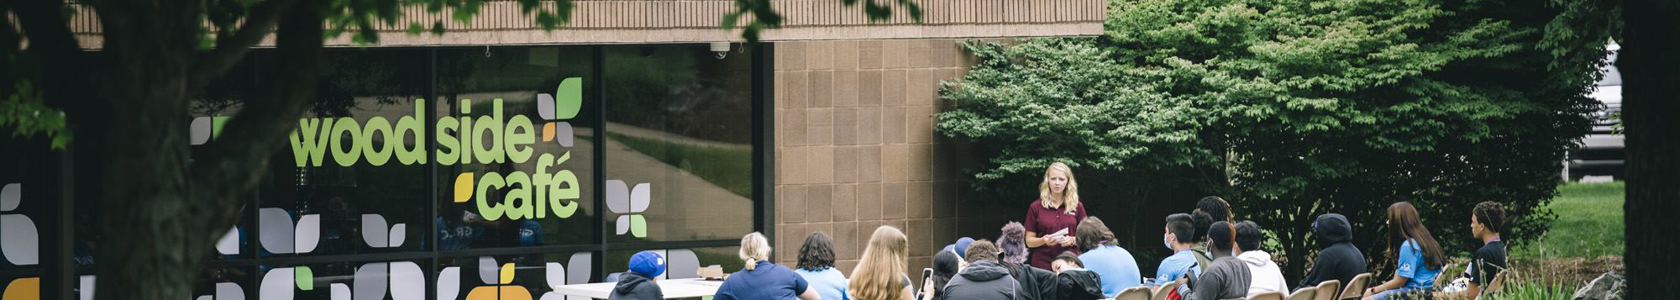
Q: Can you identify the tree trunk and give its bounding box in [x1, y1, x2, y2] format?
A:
[88, 0, 322, 299]
[1620, 0, 1680, 298]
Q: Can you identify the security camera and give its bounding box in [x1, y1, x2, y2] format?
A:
[710, 42, 731, 59]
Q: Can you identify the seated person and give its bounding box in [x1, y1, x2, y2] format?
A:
[610, 251, 665, 300]
[1052, 253, 1104, 300]
[1235, 221, 1289, 298]
[1437, 202, 1509, 300]
[1075, 217, 1143, 297]
[939, 240, 1019, 300]
[1297, 214, 1367, 291]
[1158, 213, 1202, 294]
[1188, 221, 1250, 300]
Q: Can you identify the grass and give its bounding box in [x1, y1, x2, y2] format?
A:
[1516, 182, 1624, 259]
[606, 132, 755, 198]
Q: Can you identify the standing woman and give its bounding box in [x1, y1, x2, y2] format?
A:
[1364, 202, 1446, 300]
[851, 226, 915, 300]
[1024, 162, 1088, 270]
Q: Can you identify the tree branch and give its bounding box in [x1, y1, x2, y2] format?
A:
[189, 0, 297, 90]
[189, 0, 321, 228]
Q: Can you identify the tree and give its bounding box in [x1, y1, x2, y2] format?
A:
[939, 0, 1612, 282]
[0, 0, 914, 299]
[1618, 0, 1678, 298]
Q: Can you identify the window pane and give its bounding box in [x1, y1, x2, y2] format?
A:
[259, 49, 433, 255]
[435, 46, 598, 250]
[603, 45, 756, 243]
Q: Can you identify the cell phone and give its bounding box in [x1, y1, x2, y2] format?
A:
[918, 267, 934, 296]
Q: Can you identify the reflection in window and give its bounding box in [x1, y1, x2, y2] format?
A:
[604, 45, 756, 242]
[436, 46, 598, 250]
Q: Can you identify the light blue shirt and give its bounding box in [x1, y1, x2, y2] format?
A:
[1080, 245, 1143, 297]
[793, 267, 850, 300]
[1397, 240, 1442, 290]
[1156, 250, 1200, 285]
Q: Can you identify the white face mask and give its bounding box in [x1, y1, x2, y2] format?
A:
[1163, 234, 1174, 251]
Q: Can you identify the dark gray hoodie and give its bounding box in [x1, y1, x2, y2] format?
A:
[610, 272, 664, 300]
[1297, 214, 1367, 290]
[1188, 255, 1250, 300]
[938, 261, 1019, 300]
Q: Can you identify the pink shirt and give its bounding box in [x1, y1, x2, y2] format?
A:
[1024, 199, 1087, 269]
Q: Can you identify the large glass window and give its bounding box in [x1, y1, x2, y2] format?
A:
[603, 45, 757, 243]
[13, 44, 763, 300]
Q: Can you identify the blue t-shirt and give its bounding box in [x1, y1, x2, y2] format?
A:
[1396, 240, 1442, 290]
[1080, 245, 1143, 297]
[794, 267, 850, 300]
[1156, 250, 1201, 285]
[715, 261, 811, 300]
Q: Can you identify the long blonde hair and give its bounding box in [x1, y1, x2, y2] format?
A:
[739, 232, 772, 271]
[1038, 162, 1081, 214]
[849, 226, 910, 300]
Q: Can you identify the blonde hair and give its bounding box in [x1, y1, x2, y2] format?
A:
[1038, 162, 1081, 214]
[849, 226, 910, 300]
[739, 232, 772, 271]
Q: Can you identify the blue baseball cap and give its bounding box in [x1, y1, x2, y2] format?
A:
[629, 251, 666, 278]
[942, 237, 975, 257]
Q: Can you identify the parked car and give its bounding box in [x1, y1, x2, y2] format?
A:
[1567, 43, 1624, 181]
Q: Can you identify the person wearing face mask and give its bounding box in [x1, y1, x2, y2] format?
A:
[1156, 213, 1201, 294]
[1187, 221, 1249, 300]
[1024, 162, 1088, 270]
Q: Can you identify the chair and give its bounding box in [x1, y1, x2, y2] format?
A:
[1313, 280, 1341, 300]
[1249, 291, 1285, 300]
[1338, 273, 1372, 300]
[1151, 278, 1188, 300]
[1286, 287, 1317, 300]
[1117, 286, 1152, 300]
[1475, 271, 1508, 300]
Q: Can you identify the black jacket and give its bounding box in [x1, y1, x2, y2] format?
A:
[1004, 263, 1056, 300]
[610, 272, 664, 300]
[1298, 214, 1367, 290]
[939, 261, 1019, 300]
[1055, 269, 1105, 300]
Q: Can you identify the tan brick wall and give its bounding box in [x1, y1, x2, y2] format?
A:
[772, 39, 973, 279]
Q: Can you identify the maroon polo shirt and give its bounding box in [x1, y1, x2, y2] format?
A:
[1024, 199, 1087, 270]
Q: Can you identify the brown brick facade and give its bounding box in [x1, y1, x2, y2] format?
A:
[772, 39, 974, 278]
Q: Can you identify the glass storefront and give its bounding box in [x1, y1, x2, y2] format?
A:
[1, 44, 767, 300]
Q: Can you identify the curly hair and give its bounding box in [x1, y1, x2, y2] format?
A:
[998, 222, 1029, 266]
[797, 232, 837, 271]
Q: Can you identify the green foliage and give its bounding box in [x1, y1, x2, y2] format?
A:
[724, 0, 921, 41]
[939, 0, 1616, 280]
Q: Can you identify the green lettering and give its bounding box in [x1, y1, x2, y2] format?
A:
[363, 117, 394, 166]
[506, 115, 534, 164]
[504, 172, 533, 220]
[471, 99, 505, 164]
[288, 118, 333, 167]
[475, 172, 506, 221]
[396, 101, 427, 165]
[461, 99, 474, 165]
[436, 116, 460, 165]
[329, 118, 362, 167]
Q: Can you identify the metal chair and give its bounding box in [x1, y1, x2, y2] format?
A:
[1287, 287, 1317, 300]
[1313, 280, 1341, 300]
[1339, 273, 1372, 300]
[1151, 277, 1188, 300]
[1249, 291, 1286, 300]
[1117, 286, 1153, 300]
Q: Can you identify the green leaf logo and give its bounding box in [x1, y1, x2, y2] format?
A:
[539, 77, 584, 121]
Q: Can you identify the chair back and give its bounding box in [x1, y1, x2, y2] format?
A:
[1249, 291, 1285, 300]
[1312, 280, 1341, 300]
[1339, 273, 1372, 300]
[1151, 278, 1187, 300]
[1286, 287, 1317, 300]
[1117, 286, 1153, 300]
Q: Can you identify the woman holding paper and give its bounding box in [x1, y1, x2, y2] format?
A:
[1024, 162, 1088, 270]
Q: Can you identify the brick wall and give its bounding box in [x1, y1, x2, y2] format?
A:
[771, 39, 976, 278]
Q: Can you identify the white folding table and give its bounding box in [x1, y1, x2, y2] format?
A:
[550, 278, 724, 299]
